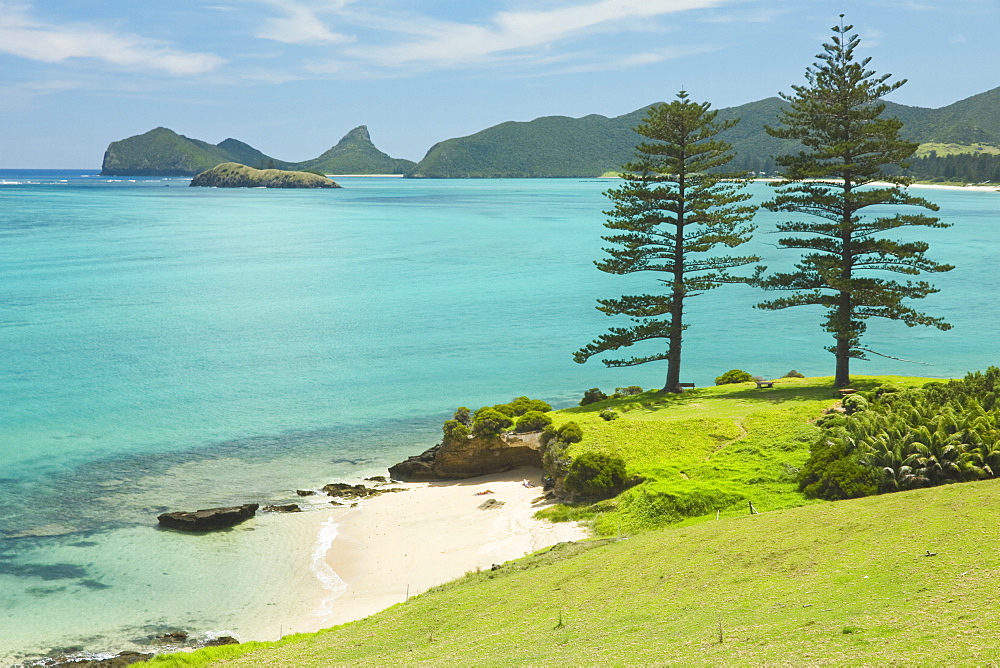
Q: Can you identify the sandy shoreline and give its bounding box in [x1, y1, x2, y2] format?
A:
[300, 467, 587, 630]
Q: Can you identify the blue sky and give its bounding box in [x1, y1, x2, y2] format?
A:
[1, 0, 997, 168]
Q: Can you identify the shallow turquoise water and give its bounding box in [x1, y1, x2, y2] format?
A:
[0, 172, 996, 661]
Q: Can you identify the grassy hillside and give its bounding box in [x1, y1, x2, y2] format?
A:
[139, 373, 1000, 666]
[540, 376, 927, 534]
[148, 473, 1000, 665]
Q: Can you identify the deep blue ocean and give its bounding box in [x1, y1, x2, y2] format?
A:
[0, 170, 996, 661]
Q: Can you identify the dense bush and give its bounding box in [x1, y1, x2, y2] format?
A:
[599, 409, 618, 421]
[580, 388, 608, 405]
[841, 394, 869, 415]
[564, 451, 627, 499]
[493, 396, 552, 417]
[613, 386, 643, 397]
[783, 370, 805, 378]
[799, 437, 880, 499]
[514, 410, 553, 433]
[715, 369, 754, 385]
[453, 406, 471, 426]
[442, 419, 470, 445]
[540, 421, 585, 480]
[799, 367, 1000, 500]
[471, 407, 514, 439]
[558, 421, 584, 444]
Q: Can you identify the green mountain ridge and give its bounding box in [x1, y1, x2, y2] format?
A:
[410, 86, 1000, 178]
[101, 86, 1000, 178]
[100, 125, 414, 176]
[298, 125, 417, 174]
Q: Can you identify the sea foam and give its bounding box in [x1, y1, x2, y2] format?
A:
[310, 518, 347, 621]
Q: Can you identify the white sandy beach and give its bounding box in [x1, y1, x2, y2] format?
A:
[313, 467, 588, 628]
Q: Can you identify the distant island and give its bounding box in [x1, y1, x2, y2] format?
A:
[101, 125, 414, 177]
[189, 163, 340, 188]
[101, 87, 1000, 182]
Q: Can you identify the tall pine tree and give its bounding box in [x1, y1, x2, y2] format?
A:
[758, 17, 953, 388]
[574, 91, 758, 392]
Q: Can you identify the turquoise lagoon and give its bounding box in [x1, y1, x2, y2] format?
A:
[0, 172, 996, 662]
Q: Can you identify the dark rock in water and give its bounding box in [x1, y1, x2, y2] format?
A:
[204, 636, 239, 647]
[152, 631, 189, 644]
[262, 504, 301, 513]
[295, 489, 317, 496]
[364, 475, 388, 483]
[46, 650, 154, 667]
[157, 504, 258, 531]
[389, 432, 543, 481]
[321, 483, 382, 499]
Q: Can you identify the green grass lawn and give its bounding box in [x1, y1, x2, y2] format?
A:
[542, 375, 928, 533]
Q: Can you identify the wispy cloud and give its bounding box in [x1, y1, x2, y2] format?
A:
[0, 2, 224, 75]
[254, 0, 355, 45]
[343, 0, 731, 69]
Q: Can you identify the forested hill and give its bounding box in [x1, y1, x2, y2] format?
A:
[410, 86, 1000, 179]
[100, 125, 415, 176]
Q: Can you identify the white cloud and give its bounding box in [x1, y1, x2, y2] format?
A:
[255, 0, 354, 45]
[0, 2, 224, 75]
[349, 0, 731, 68]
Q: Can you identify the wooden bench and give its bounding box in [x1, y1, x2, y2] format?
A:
[755, 380, 775, 389]
[677, 382, 695, 391]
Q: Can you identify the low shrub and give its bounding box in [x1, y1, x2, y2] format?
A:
[557, 421, 583, 444]
[783, 370, 805, 378]
[579, 388, 608, 406]
[563, 451, 627, 499]
[471, 407, 514, 439]
[599, 409, 618, 421]
[715, 369, 754, 385]
[514, 410, 553, 433]
[494, 396, 552, 417]
[453, 406, 471, 426]
[613, 386, 643, 397]
[442, 419, 470, 445]
[841, 394, 869, 415]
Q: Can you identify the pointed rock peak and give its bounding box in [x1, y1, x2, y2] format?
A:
[337, 125, 372, 147]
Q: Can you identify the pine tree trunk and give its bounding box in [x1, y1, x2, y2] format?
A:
[664, 288, 683, 392]
[664, 177, 686, 393]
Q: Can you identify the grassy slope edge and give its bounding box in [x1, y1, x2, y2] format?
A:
[145, 374, 1000, 666]
[150, 479, 1000, 666]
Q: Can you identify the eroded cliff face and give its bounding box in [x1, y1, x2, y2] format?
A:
[388, 432, 543, 481]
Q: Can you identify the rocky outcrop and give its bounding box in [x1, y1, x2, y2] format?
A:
[157, 504, 258, 531]
[389, 432, 543, 481]
[189, 163, 340, 188]
[262, 504, 301, 513]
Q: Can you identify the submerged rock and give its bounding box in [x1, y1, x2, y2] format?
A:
[157, 504, 258, 531]
[43, 650, 154, 667]
[204, 636, 239, 647]
[262, 504, 301, 513]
